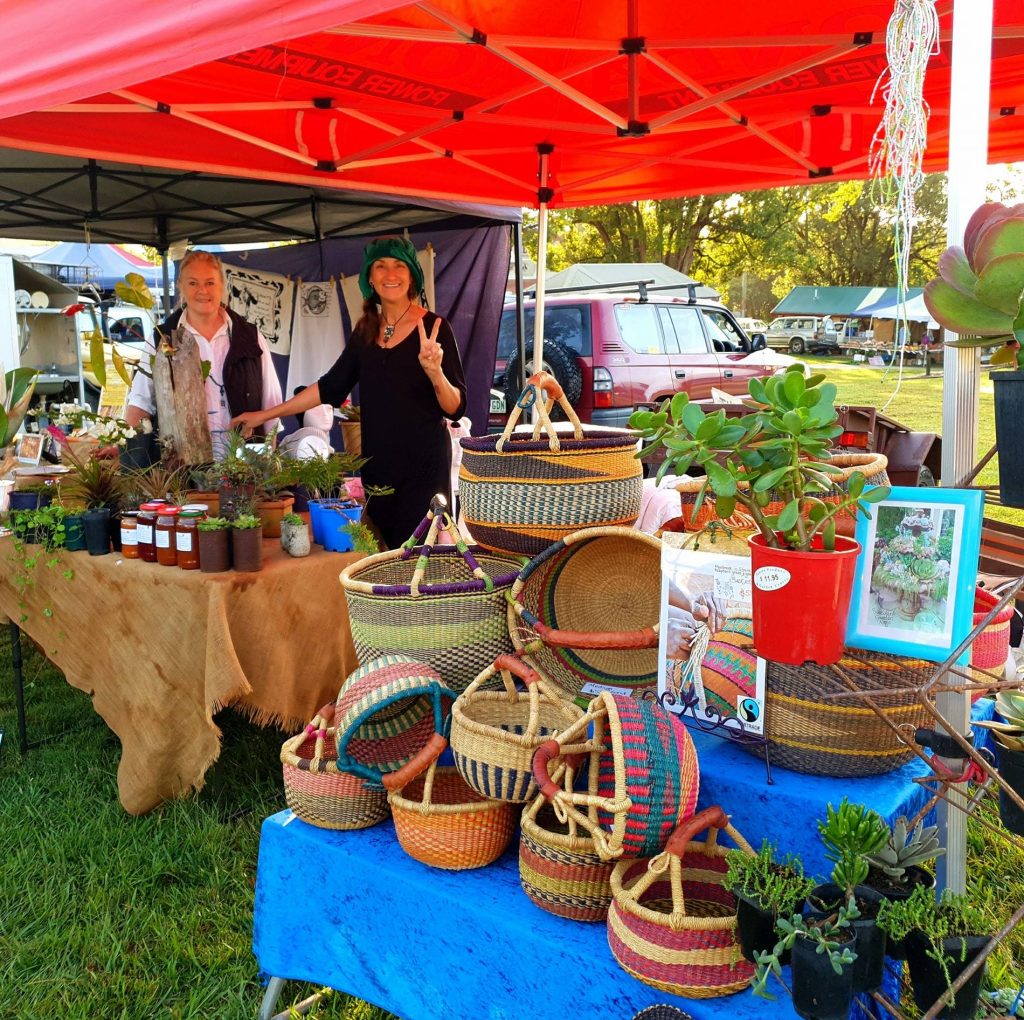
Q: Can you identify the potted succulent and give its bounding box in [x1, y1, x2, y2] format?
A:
[230, 512, 264, 572]
[752, 898, 861, 1020]
[279, 511, 310, 558]
[629, 368, 890, 665]
[924, 200, 1024, 506]
[196, 516, 231, 573]
[725, 841, 815, 964]
[975, 689, 1024, 835]
[876, 884, 991, 1020]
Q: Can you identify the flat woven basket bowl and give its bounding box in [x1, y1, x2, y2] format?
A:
[509, 528, 663, 697]
[733, 648, 935, 777]
[340, 547, 522, 693]
[459, 429, 644, 558]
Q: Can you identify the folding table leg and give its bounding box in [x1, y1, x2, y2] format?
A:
[257, 976, 286, 1020]
[10, 621, 27, 754]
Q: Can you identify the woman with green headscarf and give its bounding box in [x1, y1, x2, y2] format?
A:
[232, 236, 466, 548]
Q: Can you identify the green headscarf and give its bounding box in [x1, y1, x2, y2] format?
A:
[358, 236, 424, 301]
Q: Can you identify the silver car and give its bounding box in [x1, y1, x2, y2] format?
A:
[765, 315, 843, 355]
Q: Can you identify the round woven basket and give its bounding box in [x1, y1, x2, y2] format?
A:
[450, 654, 583, 803]
[508, 527, 663, 698]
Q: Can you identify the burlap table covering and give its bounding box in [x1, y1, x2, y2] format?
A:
[0, 536, 362, 814]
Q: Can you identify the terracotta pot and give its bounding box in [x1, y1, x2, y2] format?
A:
[280, 520, 311, 557]
[256, 495, 295, 538]
[185, 491, 220, 517]
[231, 526, 264, 572]
[197, 528, 230, 573]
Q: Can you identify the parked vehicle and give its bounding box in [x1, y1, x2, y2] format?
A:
[489, 289, 775, 430]
[76, 300, 156, 400]
[764, 315, 844, 355]
[737, 316, 768, 334]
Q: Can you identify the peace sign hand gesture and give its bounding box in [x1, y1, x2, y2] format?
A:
[417, 317, 444, 378]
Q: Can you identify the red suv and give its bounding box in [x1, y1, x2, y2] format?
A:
[490, 291, 775, 429]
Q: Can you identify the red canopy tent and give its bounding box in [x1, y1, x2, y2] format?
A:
[1, 0, 1023, 209]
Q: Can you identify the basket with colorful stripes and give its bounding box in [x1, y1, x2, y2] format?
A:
[459, 372, 643, 557]
[383, 736, 518, 871]
[508, 526, 663, 698]
[531, 691, 700, 861]
[608, 806, 756, 999]
[450, 654, 583, 803]
[339, 499, 523, 692]
[972, 586, 1014, 671]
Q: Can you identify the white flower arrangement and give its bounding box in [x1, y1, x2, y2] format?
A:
[41, 401, 138, 447]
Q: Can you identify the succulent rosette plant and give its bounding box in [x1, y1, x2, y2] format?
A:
[924, 201, 1024, 369]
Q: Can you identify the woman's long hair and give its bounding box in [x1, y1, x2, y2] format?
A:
[352, 281, 420, 346]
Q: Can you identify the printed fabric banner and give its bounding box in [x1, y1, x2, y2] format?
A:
[224, 265, 294, 354]
[286, 280, 345, 398]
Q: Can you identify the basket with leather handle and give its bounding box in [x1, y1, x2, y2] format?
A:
[508, 526, 663, 698]
[531, 691, 700, 861]
[459, 372, 643, 557]
[450, 653, 583, 803]
[608, 806, 756, 999]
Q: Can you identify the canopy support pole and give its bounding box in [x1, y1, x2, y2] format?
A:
[531, 144, 552, 380]
[938, 0, 993, 898]
[512, 222, 527, 395]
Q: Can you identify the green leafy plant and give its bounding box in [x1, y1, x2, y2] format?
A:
[725, 841, 815, 917]
[120, 458, 191, 507]
[196, 515, 231, 532]
[231, 513, 262, 531]
[281, 512, 304, 527]
[292, 451, 368, 501]
[628, 366, 890, 551]
[58, 449, 125, 510]
[341, 520, 382, 555]
[752, 898, 860, 1000]
[864, 816, 944, 886]
[924, 201, 1024, 369]
[0, 366, 40, 448]
[817, 798, 888, 896]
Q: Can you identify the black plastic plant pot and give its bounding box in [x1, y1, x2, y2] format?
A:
[870, 867, 935, 961]
[108, 509, 122, 552]
[82, 508, 111, 556]
[992, 371, 1024, 508]
[790, 927, 858, 1020]
[64, 513, 87, 552]
[806, 883, 885, 993]
[735, 891, 800, 965]
[8, 490, 41, 512]
[996, 743, 1024, 836]
[905, 931, 991, 1020]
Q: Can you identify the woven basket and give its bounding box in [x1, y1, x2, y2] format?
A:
[972, 586, 1014, 670]
[459, 371, 643, 557]
[734, 649, 934, 777]
[339, 500, 523, 692]
[334, 655, 456, 779]
[508, 527, 663, 698]
[608, 806, 756, 999]
[675, 452, 890, 536]
[450, 654, 583, 803]
[532, 691, 700, 861]
[519, 763, 615, 922]
[280, 704, 390, 831]
[384, 737, 518, 870]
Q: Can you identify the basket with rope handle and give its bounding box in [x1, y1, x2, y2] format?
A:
[508, 526, 663, 698]
[339, 496, 524, 692]
[674, 452, 890, 536]
[531, 690, 700, 862]
[971, 585, 1015, 671]
[383, 734, 519, 871]
[449, 653, 584, 803]
[519, 755, 616, 922]
[459, 371, 644, 557]
[280, 703, 390, 831]
[607, 806, 757, 999]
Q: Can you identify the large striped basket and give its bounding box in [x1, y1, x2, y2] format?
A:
[531, 691, 700, 861]
[972, 586, 1014, 671]
[334, 655, 456, 779]
[734, 648, 935, 777]
[459, 372, 643, 557]
[339, 500, 523, 692]
[608, 806, 756, 999]
[508, 527, 663, 698]
[450, 654, 583, 803]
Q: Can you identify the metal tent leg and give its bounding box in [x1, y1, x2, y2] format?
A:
[257, 977, 286, 1020]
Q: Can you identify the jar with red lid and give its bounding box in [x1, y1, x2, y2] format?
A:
[120, 511, 140, 559]
[155, 506, 181, 566]
[175, 510, 203, 570]
[137, 501, 165, 563]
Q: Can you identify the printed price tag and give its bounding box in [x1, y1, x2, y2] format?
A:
[753, 566, 791, 591]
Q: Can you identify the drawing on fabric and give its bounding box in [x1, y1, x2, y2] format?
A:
[225, 268, 289, 348]
[301, 284, 330, 317]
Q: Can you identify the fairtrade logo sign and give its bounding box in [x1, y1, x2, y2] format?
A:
[753, 566, 790, 592]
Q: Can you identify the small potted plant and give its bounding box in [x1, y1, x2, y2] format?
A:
[293, 451, 367, 547]
[630, 369, 891, 665]
[975, 689, 1024, 835]
[196, 516, 231, 573]
[338, 402, 362, 456]
[876, 884, 991, 1020]
[279, 511, 310, 558]
[924, 200, 1024, 507]
[752, 898, 861, 1020]
[725, 841, 815, 964]
[231, 511, 264, 572]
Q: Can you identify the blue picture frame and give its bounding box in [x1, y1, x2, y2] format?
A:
[846, 486, 984, 664]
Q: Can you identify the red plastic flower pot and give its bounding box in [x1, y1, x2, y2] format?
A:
[748, 533, 861, 666]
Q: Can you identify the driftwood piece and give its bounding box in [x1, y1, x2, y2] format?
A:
[152, 327, 213, 464]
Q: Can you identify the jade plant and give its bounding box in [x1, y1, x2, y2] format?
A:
[629, 366, 891, 551]
[924, 200, 1024, 369]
